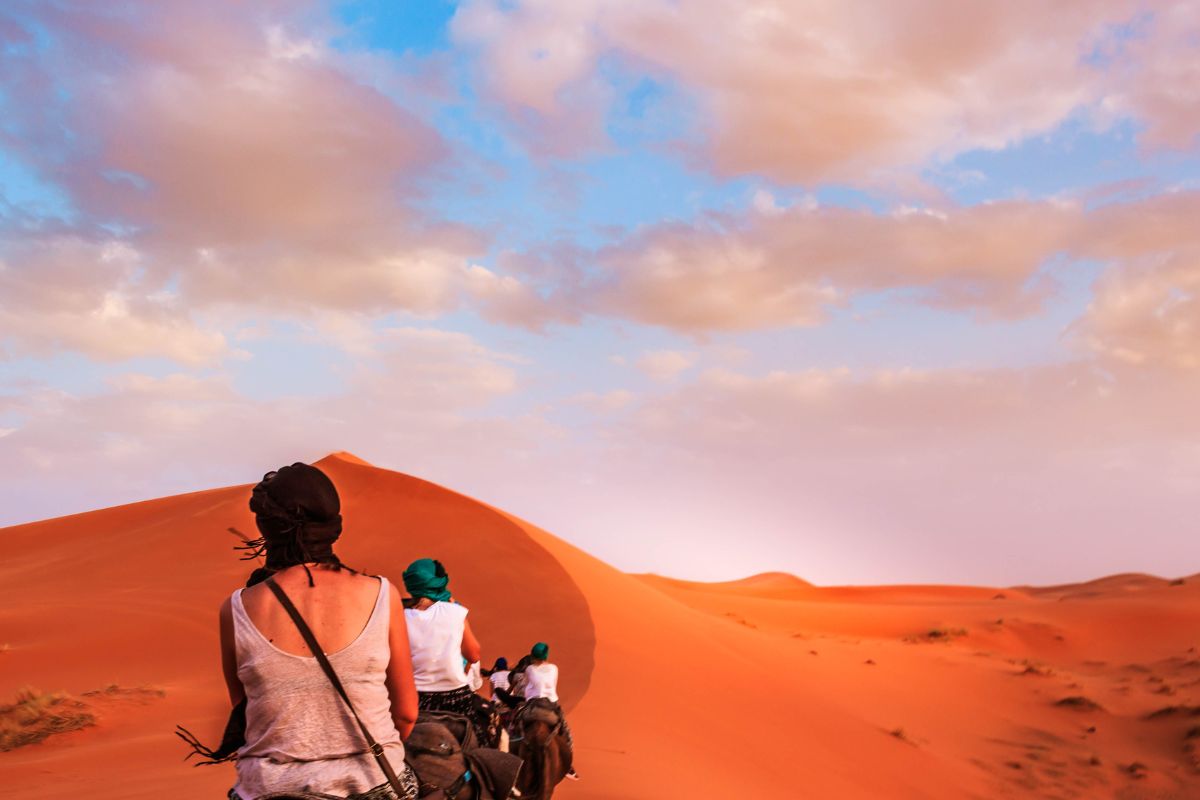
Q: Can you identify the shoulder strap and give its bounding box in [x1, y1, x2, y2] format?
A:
[264, 578, 407, 797]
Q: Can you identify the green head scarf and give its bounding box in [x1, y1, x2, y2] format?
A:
[403, 558, 452, 602]
[531, 641, 549, 660]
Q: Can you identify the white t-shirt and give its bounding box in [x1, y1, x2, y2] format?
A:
[523, 662, 559, 703]
[489, 670, 511, 691]
[404, 602, 470, 692]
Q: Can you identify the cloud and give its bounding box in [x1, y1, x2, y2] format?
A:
[0, 236, 229, 364]
[463, 264, 572, 329]
[358, 327, 522, 411]
[568, 389, 635, 413]
[554, 188, 1200, 373]
[449, 0, 1194, 184]
[450, 0, 613, 156]
[1068, 190, 1200, 371]
[0, 0, 536, 361]
[635, 349, 698, 381]
[1103, 2, 1200, 151]
[1074, 257, 1199, 370]
[588, 197, 1082, 331]
[0, 324, 539, 523]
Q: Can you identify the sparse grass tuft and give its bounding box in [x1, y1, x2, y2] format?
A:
[905, 627, 968, 643]
[82, 684, 165, 701]
[0, 687, 95, 752]
[1054, 696, 1103, 712]
[1145, 705, 1200, 720]
[1018, 662, 1052, 677]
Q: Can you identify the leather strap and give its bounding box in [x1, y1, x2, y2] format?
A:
[264, 578, 408, 797]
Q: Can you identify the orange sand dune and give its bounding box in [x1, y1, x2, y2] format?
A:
[2, 453, 1199, 799]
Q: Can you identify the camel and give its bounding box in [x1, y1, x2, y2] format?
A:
[509, 699, 572, 800]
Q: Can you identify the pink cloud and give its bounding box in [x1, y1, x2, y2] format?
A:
[0, 324, 537, 522]
[1074, 256, 1200, 370]
[451, 0, 1178, 183]
[571, 189, 1200, 382]
[1104, 2, 1200, 151]
[451, 0, 613, 157]
[635, 350, 699, 381]
[0, 236, 229, 364]
[1067, 191, 1200, 371]
[589, 197, 1084, 331]
[0, 0, 507, 352]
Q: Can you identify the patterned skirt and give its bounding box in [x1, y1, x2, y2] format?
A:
[418, 685, 500, 748]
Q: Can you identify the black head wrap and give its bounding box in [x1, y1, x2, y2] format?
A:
[237, 463, 348, 587]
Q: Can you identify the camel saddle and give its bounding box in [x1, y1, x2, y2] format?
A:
[514, 698, 561, 731]
[407, 711, 522, 800]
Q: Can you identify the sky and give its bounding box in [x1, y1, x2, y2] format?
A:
[1, 0, 1199, 586]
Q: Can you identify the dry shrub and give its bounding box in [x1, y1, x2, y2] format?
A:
[0, 687, 95, 751]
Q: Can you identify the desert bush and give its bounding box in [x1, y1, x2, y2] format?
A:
[0, 687, 95, 751]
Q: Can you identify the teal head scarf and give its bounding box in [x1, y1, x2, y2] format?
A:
[403, 558, 452, 602]
[531, 642, 549, 660]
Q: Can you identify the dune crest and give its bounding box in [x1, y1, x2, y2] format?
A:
[2, 454, 1199, 799]
[317, 451, 374, 467]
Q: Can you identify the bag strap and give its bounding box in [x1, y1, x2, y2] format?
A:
[264, 578, 407, 797]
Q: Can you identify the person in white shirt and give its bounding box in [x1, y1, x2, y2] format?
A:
[523, 644, 559, 703]
[522, 642, 577, 780]
[485, 657, 515, 704]
[402, 558, 491, 743]
[487, 657, 511, 690]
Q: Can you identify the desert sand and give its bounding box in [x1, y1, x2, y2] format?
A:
[2, 452, 1198, 799]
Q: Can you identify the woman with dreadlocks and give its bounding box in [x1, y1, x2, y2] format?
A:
[178, 463, 420, 800]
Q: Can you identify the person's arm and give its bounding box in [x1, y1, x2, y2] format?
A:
[385, 583, 420, 741]
[460, 617, 482, 665]
[219, 596, 245, 706]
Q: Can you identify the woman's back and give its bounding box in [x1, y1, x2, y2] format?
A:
[232, 570, 404, 798]
[240, 567, 381, 654]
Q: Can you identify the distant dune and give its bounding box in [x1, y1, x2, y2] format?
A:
[2, 453, 1199, 798]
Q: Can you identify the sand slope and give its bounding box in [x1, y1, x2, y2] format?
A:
[2, 454, 1199, 799]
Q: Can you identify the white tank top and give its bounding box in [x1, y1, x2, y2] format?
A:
[230, 577, 404, 799]
[404, 601, 470, 692]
